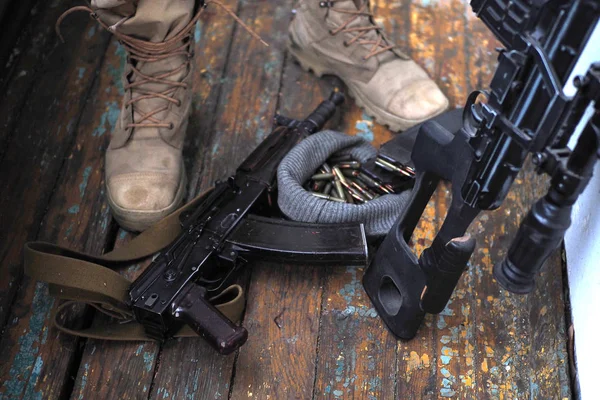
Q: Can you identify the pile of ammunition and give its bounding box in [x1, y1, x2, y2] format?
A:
[305, 154, 414, 204]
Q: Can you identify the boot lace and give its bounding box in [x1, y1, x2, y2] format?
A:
[56, 1, 267, 130]
[322, 0, 396, 60]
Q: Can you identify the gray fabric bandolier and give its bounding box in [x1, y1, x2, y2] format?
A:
[24, 189, 245, 341]
[277, 130, 411, 237]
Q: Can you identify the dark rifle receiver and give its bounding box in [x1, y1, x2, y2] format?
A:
[364, 0, 600, 339]
[128, 92, 370, 354]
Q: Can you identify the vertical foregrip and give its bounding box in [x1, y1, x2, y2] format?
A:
[419, 235, 476, 314]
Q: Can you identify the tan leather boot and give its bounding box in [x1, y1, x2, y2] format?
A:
[103, 30, 192, 232]
[288, 0, 449, 131]
[59, 1, 265, 231]
[59, 1, 201, 231]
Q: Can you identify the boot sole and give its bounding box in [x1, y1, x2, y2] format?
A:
[106, 165, 187, 232]
[287, 42, 447, 132]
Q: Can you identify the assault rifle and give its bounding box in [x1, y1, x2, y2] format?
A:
[129, 92, 369, 354]
[364, 0, 600, 339]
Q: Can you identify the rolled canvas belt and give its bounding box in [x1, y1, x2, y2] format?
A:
[23, 189, 245, 341]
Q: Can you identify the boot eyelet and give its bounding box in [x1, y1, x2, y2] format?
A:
[168, 123, 174, 130]
[343, 41, 349, 47]
[176, 100, 181, 107]
[328, 29, 335, 35]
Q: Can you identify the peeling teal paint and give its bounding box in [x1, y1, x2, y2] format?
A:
[211, 141, 220, 156]
[437, 315, 447, 329]
[143, 351, 154, 373]
[79, 166, 92, 198]
[107, 43, 128, 95]
[439, 299, 454, 316]
[440, 388, 456, 397]
[78, 67, 86, 80]
[68, 205, 80, 214]
[65, 223, 74, 238]
[194, 22, 202, 43]
[77, 363, 89, 400]
[529, 377, 540, 399]
[2, 283, 54, 399]
[325, 385, 331, 394]
[338, 266, 360, 304]
[367, 377, 382, 392]
[340, 305, 378, 318]
[263, 60, 279, 77]
[92, 101, 120, 137]
[23, 356, 44, 400]
[355, 112, 374, 142]
[333, 389, 343, 397]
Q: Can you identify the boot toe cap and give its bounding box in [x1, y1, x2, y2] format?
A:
[107, 172, 182, 213]
[387, 79, 449, 123]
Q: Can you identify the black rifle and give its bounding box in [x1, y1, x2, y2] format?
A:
[364, 0, 600, 339]
[129, 92, 369, 354]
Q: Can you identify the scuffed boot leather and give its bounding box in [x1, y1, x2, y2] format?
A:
[58, 3, 202, 231]
[103, 31, 193, 232]
[289, 0, 449, 131]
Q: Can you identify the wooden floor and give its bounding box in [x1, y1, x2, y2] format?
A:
[0, 0, 572, 399]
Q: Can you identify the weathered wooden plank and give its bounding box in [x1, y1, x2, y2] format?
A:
[313, 1, 570, 399]
[70, 232, 158, 400]
[466, 164, 571, 399]
[59, 38, 155, 400]
[0, 10, 110, 336]
[309, 2, 439, 398]
[71, 2, 243, 397]
[150, 1, 293, 398]
[225, 25, 339, 398]
[392, 1, 569, 398]
[186, 1, 243, 197]
[0, 0, 92, 161]
[0, 22, 114, 399]
[404, 2, 485, 397]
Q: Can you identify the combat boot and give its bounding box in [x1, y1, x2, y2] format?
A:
[59, 1, 266, 231]
[288, 0, 449, 131]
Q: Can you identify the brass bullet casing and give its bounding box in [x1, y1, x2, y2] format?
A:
[356, 171, 392, 194]
[311, 192, 346, 202]
[337, 161, 361, 169]
[333, 178, 345, 200]
[333, 166, 347, 184]
[378, 154, 416, 177]
[375, 157, 413, 178]
[312, 173, 335, 180]
[304, 155, 398, 204]
[344, 188, 355, 204]
[352, 179, 380, 199]
[350, 180, 375, 200]
[312, 180, 326, 192]
[341, 180, 367, 203]
[341, 169, 355, 178]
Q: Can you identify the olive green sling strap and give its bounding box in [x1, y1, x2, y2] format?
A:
[23, 189, 245, 341]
